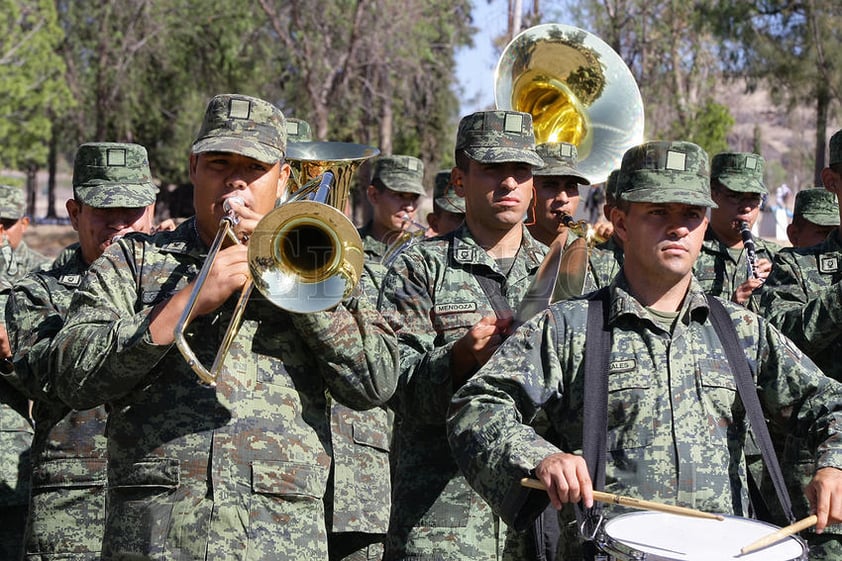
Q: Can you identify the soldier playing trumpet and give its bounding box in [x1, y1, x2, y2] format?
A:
[48, 94, 397, 561]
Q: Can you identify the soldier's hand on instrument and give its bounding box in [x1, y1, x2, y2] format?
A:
[806, 467, 842, 532]
[191, 244, 251, 316]
[754, 257, 772, 281]
[451, 315, 513, 385]
[593, 220, 614, 240]
[534, 452, 593, 510]
[733, 277, 765, 305]
[224, 197, 261, 244]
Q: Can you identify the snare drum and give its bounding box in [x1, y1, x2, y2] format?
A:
[597, 511, 807, 560]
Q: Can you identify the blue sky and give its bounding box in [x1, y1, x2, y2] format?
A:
[455, 0, 509, 115]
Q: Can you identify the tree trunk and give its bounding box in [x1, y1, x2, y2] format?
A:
[814, 84, 829, 185]
[26, 165, 38, 219]
[47, 127, 58, 219]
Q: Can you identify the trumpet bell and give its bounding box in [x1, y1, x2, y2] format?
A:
[248, 199, 364, 313]
[495, 23, 644, 184]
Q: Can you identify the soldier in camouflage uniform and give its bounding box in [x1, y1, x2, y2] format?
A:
[0, 185, 52, 283]
[447, 140, 842, 561]
[48, 94, 398, 561]
[693, 152, 781, 306]
[286, 119, 394, 561]
[787, 187, 839, 248]
[588, 170, 624, 289]
[755, 129, 842, 559]
[3, 142, 157, 560]
[359, 155, 425, 287]
[378, 110, 546, 560]
[526, 142, 589, 248]
[0, 184, 52, 560]
[425, 170, 465, 238]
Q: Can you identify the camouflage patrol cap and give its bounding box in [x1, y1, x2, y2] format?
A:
[192, 94, 286, 164]
[372, 155, 426, 197]
[72, 143, 159, 208]
[455, 110, 544, 167]
[286, 118, 312, 143]
[829, 129, 842, 166]
[0, 185, 25, 220]
[533, 142, 590, 184]
[617, 141, 716, 207]
[433, 170, 465, 214]
[793, 187, 840, 226]
[711, 152, 766, 194]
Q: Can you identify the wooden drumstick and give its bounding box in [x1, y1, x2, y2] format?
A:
[739, 514, 818, 555]
[520, 477, 724, 521]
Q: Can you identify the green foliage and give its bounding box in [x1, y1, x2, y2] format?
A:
[0, 0, 73, 169]
[678, 100, 735, 156]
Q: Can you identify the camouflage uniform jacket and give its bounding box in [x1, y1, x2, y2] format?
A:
[4, 244, 108, 558]
[48, 218, 398, 561]
[378, 223, 545, 561]
[0, 239, 51, 511]
[754, 229, 842, 540]
[694, 225, 781, 302]
[322, 226, 394, 538]
[447, 273, 842, 560]
[358, 222, 389, 302]
[589, 236, 623, 289]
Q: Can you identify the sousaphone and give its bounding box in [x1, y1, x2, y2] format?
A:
[497, 24, 644, 324]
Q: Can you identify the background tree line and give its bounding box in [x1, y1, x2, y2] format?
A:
[2, 0, 840, 222]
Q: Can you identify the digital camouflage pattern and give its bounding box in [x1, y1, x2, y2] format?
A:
[693, 225, 781, 306]
[433, 170, 465, 214]
[604, 169, 620, 204]
[5, 245, 108, 560]
[0, 236, 51, 560]
[48, 219, 398, 560]
[447, 274, 842, 561]
[357, 222, 390, 303]
[616, 141, 717, 207]
[794, 188, 839, 226]
[72, 143, 159, 208]
[830, 129, 842, 166]
[192, 93, 287, 164]
[455, 110, 544, 167]
[589, 236, 624, 289]
[756, 229, 842, 555]
[378, 223, 546, 560]
[286, 118, 312, 143]
[371, 155, 426, 197]
[0, 184, 26, 219]
[533, 142, 590, 184]
[327, 238, 393, 559]
[711, 152, 767, 194]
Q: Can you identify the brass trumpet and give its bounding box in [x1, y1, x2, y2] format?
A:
[175, 142, 379, 385]
[560, 212, 607, 246]
[380, 212, 427, 268]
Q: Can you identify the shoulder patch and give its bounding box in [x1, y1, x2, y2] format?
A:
[57, 274, 82, 287]
[818, 255, 839, 274]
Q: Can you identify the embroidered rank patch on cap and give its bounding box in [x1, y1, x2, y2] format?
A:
[666, 150, 687, 171]
[107, 148, 127, 167]
[745, 155, 759, 170]
[229, 98, 252, 119]
[504, 113, 523, 133]
[559, 143, 574, 157]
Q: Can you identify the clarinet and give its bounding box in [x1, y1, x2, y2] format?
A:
[739, 221, 760, 279]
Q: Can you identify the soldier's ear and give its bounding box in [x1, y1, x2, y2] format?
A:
[451, 168, 465, 197]
[821, 167, 840, 194]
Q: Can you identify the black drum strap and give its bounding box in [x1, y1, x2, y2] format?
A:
[706, 295, 795, 523]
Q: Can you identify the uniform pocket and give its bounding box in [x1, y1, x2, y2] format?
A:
[251, 459, 328, 500]
[607, 370, 653, 450]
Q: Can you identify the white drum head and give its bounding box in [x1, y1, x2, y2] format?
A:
[601, 511, 806, 561]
